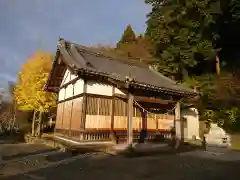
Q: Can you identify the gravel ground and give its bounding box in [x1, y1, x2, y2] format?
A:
[0, 150, 79, 176]
[0, 142, 240, 180]
[0, 143, 54, 161]
[1, 148, 240, 180]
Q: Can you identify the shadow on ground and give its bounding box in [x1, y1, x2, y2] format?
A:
[1, 134, 240, 180]
[0, 131, 26, 144]
[2, 146, 240, 180]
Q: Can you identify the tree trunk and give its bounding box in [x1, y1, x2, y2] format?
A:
[216, 55, 220, 75]
[32, 111, 36, 136]
[37, 111, 43, 138]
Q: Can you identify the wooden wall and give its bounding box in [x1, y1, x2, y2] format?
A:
[85, 96, 111, 129]
[56, 69, 84, 137]
[56, 68, 125, 131]
[55, 68, 174, 138]
[85, 96, 174, 131]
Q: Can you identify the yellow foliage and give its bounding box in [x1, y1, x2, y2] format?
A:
[14, 52, 56, 112]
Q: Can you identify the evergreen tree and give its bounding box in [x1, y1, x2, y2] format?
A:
[115, 26, 153, 61]
[216, 0, 240, 70]
[145, 0, 222, 81]
[117, 24, 136, 47]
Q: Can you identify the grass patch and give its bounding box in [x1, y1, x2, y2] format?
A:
[231, 134, 240, 150]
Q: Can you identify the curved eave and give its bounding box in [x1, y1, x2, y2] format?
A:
[77, 69, 198, 98]
[44, 48, 60, 92]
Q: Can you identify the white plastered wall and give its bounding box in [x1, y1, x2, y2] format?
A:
[58, 68, 84, 101]
[181, 107, 200, 140]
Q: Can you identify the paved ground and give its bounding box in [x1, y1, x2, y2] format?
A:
[0, 143, 54, 161]
[0, 143, 240, 180]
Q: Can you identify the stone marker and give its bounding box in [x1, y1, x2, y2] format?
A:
[204, 123, 231, 152]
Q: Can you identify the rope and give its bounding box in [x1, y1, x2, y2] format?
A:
[133, 99, 182, 122]
[133, 99, 184, 148]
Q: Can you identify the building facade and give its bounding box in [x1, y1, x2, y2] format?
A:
[45, 38, 198, 144]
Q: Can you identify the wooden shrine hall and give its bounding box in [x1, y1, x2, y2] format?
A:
[44, 38, 198, 145]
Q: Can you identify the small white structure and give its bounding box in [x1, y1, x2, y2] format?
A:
[205, 123, 231, 147]
[181, 107, 200, 140]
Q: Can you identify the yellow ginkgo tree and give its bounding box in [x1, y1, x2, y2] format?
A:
[14, 52, 56, 136]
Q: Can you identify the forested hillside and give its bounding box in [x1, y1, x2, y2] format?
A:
[144, 0, 240, 132]
[92, 0, 240, 132]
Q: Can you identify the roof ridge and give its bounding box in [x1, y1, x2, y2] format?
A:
[64, 40, 150, 69]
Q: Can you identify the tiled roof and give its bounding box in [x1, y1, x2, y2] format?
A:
[45, 38, 197, 97]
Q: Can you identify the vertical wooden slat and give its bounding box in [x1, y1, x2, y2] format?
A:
[69, 83, 74, 136]
[61, 88, 66, 129]
[127, 93, 133, 145]
[56, 104, 62, 129]
[62, 101, 71, 130]
[71, 97, 83, 130]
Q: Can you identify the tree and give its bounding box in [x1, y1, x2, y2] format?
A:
[92, 25, 154, 63]
[14, 52, 56, 136]
[0, 102, 14, 133]
[184, 73, 240, 131]
[117, 24, 136, 47]
[215, 0, 240, 70]
[0, 82, 17, 133]
[145, 0, 240, 132]
[116, 34, 154, 62]
[145, 0, 222, 81]
[90, 34, 154, 64]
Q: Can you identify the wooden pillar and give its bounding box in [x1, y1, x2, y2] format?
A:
[141, 109, 147, 130]
[139, 109, 147, 143]
[174, 101, 184, 142]
[81, 80, 87, 130]
[80, 80, 87, 140]
[127, 93, 134, 145]
[111, 87, 115, 130]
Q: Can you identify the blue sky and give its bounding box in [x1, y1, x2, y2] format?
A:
[0, 0, 150, 82]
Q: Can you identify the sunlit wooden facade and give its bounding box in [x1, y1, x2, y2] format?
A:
[45, 38, 197, 144]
